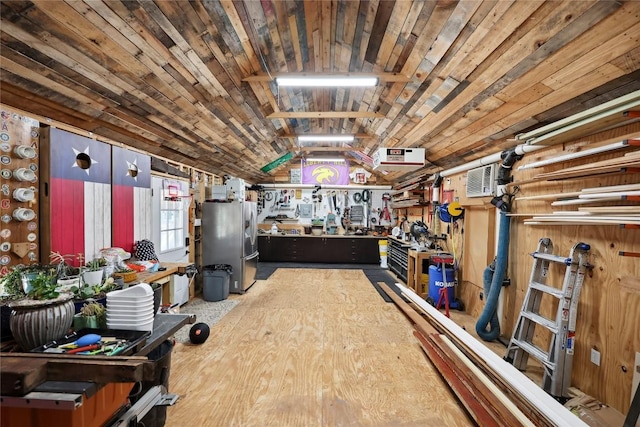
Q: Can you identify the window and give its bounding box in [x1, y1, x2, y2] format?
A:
[160, 189, 184, 252]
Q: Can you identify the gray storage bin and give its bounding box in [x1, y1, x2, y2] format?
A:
[202, 264, 232, 301]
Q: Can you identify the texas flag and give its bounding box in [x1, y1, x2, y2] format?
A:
[111, 146, 151, 254]
[47, 128, 112, 265]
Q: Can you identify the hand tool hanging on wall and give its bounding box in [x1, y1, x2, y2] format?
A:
[359, 189, 370, 228]
[326, 191, 335, 212]
[380, 192, 392, 223]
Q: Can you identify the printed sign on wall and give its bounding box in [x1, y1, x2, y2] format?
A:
[301, 159, 350, 185]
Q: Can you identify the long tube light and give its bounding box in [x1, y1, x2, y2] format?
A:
[258, 183, 392, 190]
[298, 135, 355, 143]
[305, 157, 346, 163]
[276, 76, 378, 87]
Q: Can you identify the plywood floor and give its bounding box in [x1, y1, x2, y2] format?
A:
[167, 269, 474, 426]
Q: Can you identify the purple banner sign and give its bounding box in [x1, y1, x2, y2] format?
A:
[301, 159, 350, 185]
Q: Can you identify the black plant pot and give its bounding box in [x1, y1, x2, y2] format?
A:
[1, 304, 13, 341]
[153, 285, 162, 316]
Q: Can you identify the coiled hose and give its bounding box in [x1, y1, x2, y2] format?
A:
[475, 212, 510, 341]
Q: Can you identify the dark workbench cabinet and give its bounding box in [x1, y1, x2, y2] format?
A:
[388, 237, 410, 282]
[258, 235, 383, 264]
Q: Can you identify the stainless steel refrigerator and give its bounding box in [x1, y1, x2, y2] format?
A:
[202, 200, 258, 293]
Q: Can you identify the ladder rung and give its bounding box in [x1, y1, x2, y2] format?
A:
[511, 339, 556, 370]
[521, 311, 559, 333]
[529, 281, 564, 298]
[531, 252, 571, 265]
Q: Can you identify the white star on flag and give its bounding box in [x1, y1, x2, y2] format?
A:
[126, 159, 139, 181]
[71, 146, 98, 175]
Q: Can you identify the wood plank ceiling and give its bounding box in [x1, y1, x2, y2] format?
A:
[1, 1, 639, 184]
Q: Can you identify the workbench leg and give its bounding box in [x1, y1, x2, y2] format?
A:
[408, 254, 416, 291]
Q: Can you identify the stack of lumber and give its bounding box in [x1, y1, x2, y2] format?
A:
[533, 151, 640, 181]
[513, 183, 640, 226]
[389, 183, 427, 209]
[378, 282, 588, 427]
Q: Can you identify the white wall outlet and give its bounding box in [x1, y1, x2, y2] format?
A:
[590, 348, 601, 366]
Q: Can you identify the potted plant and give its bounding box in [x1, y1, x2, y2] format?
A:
[73, 300, 106, 330]
[82, 257, 106, 287]
[70, 276, 118, 313]
[112, 267, 138, 283]
[0, 265, 30, 340]
[50, 251, 81, 290]
[6, 268, 74, 351]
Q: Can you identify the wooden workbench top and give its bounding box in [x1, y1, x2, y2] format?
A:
[133, 262, 191, 284]
[258, 233, 385, 239]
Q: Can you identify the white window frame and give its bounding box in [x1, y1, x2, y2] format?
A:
[150, 176, 189, 262]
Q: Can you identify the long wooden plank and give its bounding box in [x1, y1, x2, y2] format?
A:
[377, 282, 438, 335]
[515, 191, 583, 201]
[0, 356, 146, 396]
[530, 216, 640, 224]
[414, 331, 509, 427]
[579, 191, 640, 199]
[396, 283, 588, 427]
[579, 206, 640, 213]
[551, 197, 621, 206]
[581, 183, 640, 193]
[438, 336, 535, 427]
[0, 357, 48, 396]
[380, 283, 537, 427]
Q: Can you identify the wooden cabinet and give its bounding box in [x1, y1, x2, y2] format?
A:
[258, 235, 382, 264]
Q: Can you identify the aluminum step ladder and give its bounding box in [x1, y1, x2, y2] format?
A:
[505, 238, 592, 399]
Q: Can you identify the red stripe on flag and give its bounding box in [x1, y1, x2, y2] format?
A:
[112, 185, 134, 253]
[50, 177, 84, 264]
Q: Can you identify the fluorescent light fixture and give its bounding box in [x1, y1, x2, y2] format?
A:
[298, 135, 355, 143]
[306, 157, 346, 163]
[276, 76, 378, 87]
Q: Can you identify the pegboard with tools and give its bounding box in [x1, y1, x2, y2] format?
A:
[0, 107, 41, 276]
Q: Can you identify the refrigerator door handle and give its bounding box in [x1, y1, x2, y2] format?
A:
[245, 252, 259, 261]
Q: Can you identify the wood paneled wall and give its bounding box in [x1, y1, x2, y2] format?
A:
[0, 107, 40, 273]
[444, 123, 640, 414]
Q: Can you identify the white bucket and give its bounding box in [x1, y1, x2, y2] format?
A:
[379, 240, 388, 268]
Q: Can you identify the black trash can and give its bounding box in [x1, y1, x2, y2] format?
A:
[202, 264, 232, 302]
[129, 339, 173, 426]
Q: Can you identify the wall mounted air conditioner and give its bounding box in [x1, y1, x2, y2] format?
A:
[373, 148, 425, 171]
[466, 164, 496, 197]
